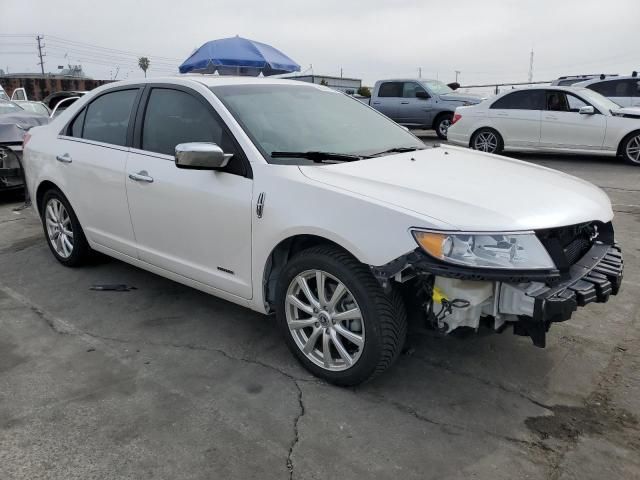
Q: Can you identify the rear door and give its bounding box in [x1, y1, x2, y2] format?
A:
[395, 82, 434, 127]
[371, 82, 402, 121]
[539, 90, 606, 150]
[488, 90, 544, 147]
[125, 85, 253, 298]
[56, 86, 141, 257]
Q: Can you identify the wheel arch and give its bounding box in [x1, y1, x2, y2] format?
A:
[35, 180, 62, 216]
[617, 129, 640, 156]
[432, 110, 454, 129]
[261, 234, 362, 313]
[469, 125, 503, 148]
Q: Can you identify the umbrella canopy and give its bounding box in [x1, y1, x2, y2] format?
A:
[179, 36, 300, 76]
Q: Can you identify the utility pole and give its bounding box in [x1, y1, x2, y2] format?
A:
[36, 35, 45, 75]
[340, 67, 343, 78]
[455, 70, 461, 82]
[528, 49, 534, 83]
[418, 67, 422, 78]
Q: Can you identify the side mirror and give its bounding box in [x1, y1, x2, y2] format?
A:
[415, 91, 430, 99]
[175, 142, 232, 170]
[579, 106, 595, 115]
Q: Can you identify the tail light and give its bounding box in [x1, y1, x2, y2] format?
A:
[451, 113, 462, 125]
[23, 131, 32, 148]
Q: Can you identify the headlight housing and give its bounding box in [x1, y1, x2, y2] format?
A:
[412, 230, 555, 270]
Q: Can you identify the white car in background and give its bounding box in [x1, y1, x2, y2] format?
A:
[574, 73, 640, 108]
[447, 86, 640, 166]
[22, 77, 623, 385]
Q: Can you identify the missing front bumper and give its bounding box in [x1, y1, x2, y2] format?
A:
[513, 243, 623, 347]
[373, 241, 623, 348]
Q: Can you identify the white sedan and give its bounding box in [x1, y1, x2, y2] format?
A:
[447, 86, 640, 166]
[23, 77, 623, 385]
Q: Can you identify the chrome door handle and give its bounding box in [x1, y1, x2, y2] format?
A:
[400, 101, 409, 104]
[56, 153, 72, 163]
[544, 115, 558, 120]
[495, 113, 509, 117]
[128, 171, 154, 183]
[372, 101, 380, 105]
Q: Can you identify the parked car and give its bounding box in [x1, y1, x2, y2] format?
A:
[368, 79, 484, 139]
[0, 86, 8, 101]
[13, 101, 51, 117]
[23, 77, 623, 385]
[550, 74, 617, 86]
[447, 86, 640, 165]
[0, 99, 49, 190]
[42, 91, 87, 117]
[574, 73, 640, 108]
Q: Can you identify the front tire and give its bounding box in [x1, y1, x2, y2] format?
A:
[41, 189, 91, 267]
[276, 246, 407, 386]
[435, 113, 454, 140]
[620, 131, 640, 166]
[471, 127, 503, 154]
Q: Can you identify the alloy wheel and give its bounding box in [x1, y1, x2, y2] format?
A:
[45, 198, 74, 258]
[439, 119, 451, 137]
[285, 270, 365, 371]
[474, 131, 498, 152]
[626, 135, 640, 164]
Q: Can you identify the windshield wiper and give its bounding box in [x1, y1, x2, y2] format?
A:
[368, 146, 424, 157]
[270, 151, 363, 162]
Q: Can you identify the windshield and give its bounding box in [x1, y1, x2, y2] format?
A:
[423, 80, 453, 95]
[575, 88, 621, 111]
[210, 84, 424, 165]
[15, 102, 49, 116]
[0, 101, 24, 115]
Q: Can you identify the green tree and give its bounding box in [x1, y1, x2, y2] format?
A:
[138, 57, 150, 78]
[357, 86, 371, 97]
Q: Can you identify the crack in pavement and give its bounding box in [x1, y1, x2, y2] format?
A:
[409, 353, 554, 411]
[0, 283, 311, 480]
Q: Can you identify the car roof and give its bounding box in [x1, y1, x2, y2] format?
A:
[95, 75, 326, 90]
[574, 75, 639, 86]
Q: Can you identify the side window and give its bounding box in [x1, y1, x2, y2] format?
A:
[83, 89, 138, 146]
[68, 108, 86, 137]
[141, 88, 236, 156]
[378, 82, 403, 98]
[402, 82, 428, 98]
[546, 91, 570, 112]
[491, 90, 544, 110]
[566, 94, 588, 112]
[589, 80, 630, 97]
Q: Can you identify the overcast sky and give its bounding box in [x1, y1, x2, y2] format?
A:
[2, 0, 638, 87]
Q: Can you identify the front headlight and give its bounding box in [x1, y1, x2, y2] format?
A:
[412, 230, 555, 270]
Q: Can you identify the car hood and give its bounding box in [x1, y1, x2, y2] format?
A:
[299, 146, 613, 231]
[0, 111, 50, 143]
[439, 92, 485, 103]
[611, 107, 640, 119]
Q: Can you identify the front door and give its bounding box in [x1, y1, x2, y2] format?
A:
[540, 90, 606, 150]
[396, 82, 434, 127]
[125, 87, 253, 299]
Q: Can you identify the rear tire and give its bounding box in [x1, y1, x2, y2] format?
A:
[620, 131, 640, 166]
[276, 245, 407, 386]
[40, 189, 91, 267]
[435, 113, 454, 140]
[470, 127, 503, 154]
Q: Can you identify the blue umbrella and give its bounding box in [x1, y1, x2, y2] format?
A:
[179, 36, 301, 76]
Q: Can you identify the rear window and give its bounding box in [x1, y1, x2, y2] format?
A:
[491, 90, 545, 110]
[378, 82, 403, 98]
[82, 89, 138, 146]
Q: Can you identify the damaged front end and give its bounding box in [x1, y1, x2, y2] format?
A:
[371, 222, 623, 347]
[0, 144, 24, 190]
